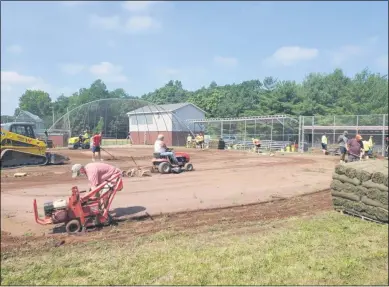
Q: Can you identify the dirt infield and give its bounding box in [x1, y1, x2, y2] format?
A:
[1, 146, 339, 239]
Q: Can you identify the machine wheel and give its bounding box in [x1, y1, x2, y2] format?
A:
[84, 144, 90, 149]
[65, 219, 81, 234]
[186, 163, 194, 171]
[158, 162, 172, 174]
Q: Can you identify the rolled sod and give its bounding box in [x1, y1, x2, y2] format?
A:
[362, 180, 388, 193]
[332, 173, 361, 186]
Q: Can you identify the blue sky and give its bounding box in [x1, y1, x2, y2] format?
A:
[1, 1, 388, 115]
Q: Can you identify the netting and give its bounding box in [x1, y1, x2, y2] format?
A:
[48, 99, 193, 147]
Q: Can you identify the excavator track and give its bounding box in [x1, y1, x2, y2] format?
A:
[1, 149, 48, 169]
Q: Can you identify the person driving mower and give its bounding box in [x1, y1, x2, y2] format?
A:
[154, 134, 179, 165]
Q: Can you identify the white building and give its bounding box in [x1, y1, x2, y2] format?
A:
[126, 102, 205, 146]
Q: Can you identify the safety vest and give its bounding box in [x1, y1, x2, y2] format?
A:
[363, 141, 370, 152]
[187, 136, 192, 142]
[322, 136, 327, 145]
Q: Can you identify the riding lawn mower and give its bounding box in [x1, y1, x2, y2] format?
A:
[152, 149, 194, 174]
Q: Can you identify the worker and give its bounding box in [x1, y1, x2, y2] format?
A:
[252, 137, 261, 153]
[83, 130, 89, 140]
[346, 134, 364, 162]
[186, 133, 192, 148]
[367, 136, 374, 157]
[91, 132, 103, 162]
[154, 134, 179, 164]
[71, 162, 122, 199]
[337, 131, 349, 163]
[198, 133, 204, 149]
[362, 138, 370, 159]
[195, 134, 201, 149]
[126, 131, 133, 145]
[321, 133, 328, 154]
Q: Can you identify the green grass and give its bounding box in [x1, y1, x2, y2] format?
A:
[1, 211, 388, 285]
[102, 139, 131, 146]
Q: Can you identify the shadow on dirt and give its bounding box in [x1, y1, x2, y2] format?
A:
[112, 206, 146, 217]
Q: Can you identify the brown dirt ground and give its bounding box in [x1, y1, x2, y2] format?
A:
[1, 146, 344, 250]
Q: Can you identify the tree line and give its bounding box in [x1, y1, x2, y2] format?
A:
[2, 68, 388, 131]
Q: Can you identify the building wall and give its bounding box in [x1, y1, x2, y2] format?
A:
[129, 131, 188, 146]
[173, 104, 205, 132]
[128, 112, 172, 132]
[130, 131, 173, 146]
[48, 134, 68, 147]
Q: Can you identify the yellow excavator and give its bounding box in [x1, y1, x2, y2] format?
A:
[0, 122, 70, 169]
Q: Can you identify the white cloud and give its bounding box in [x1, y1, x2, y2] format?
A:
[89, 14, 121, 31]
[125, 16, 160, 33]
[0, 71, 51, 115]
[376, 54, 388, 69]
[330, 45, 363, 66]
[59, 63, 85, 75]
[213, 56, 238, 67]
[7, 44, 23, 54]
[89, 62, 128, 83]
[266, 46, 319, 66]
[1, 71, 38, 85]
[122, 1, 159, 12]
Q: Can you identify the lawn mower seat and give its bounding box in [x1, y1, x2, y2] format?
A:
[153, 152, 162, 159]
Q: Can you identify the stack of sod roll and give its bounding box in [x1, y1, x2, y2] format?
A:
[331, 160, 388, 223]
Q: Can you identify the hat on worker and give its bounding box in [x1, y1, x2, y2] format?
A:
[71, 164, 84, 178]
[343, 131, 348, 135]
[157, 134, 164, 140]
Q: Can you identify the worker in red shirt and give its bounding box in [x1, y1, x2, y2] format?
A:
[91, 132, 103, 162]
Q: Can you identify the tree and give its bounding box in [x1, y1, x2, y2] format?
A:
[18, 90, 52, 118]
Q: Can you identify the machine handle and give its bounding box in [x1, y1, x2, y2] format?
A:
[33, 199, 52, 225]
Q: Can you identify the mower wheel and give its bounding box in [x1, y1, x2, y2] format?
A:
[186, 163, 194, 171]
[158, 162, 172, 174]
[65, 219, 81, 234]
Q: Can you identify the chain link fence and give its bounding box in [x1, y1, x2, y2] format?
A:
[299, 114, 388, 155]
[187, 115, 300, 151]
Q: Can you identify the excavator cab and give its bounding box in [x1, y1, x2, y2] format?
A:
[0, 122, 69, 168]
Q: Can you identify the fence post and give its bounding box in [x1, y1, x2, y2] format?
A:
[311, 116, 314, 148]
[382, 114, 386, 156]
[298, 116, 301, 152]
[333, 115, 336, 144]
[270, 119, 273, 151]
[356, 115, 359, 132]
[302, 116, 305, 153]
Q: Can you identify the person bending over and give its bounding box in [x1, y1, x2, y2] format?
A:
[71, 162, 122, 198]
[154, 134, 179, 165]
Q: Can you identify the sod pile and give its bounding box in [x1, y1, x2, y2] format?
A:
[331, 160, 388, 223]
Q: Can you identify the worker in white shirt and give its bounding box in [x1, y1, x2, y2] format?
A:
[321, 133, 328, 154]
[154, 134, 179, 164]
